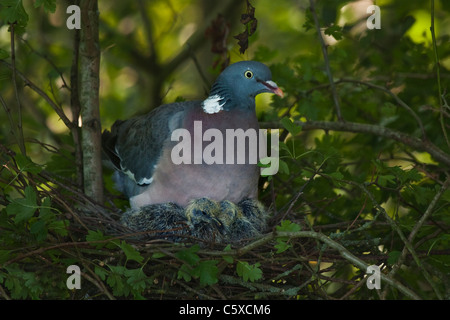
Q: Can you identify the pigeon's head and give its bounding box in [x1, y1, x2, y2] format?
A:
[202, 61, 284, 114]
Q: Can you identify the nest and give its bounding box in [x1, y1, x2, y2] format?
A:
[0, 144, 426, 300]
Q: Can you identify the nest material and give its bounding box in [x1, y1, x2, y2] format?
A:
[0, 146, 431, 300]
[120, 198, 268, 243]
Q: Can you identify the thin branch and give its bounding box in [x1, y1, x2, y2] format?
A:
[387, 176, 450, 297]
[260, 120, 450, 167]
[19, 37, 71, 91]
[0, 60, 73, 129]
[346, 180, 443, 299]
[309, 0, 343, 121]
[10, 24, 26, 156]
[430, 0, 450, 151]
[202, 230, 421, 300]
[0, 93, 18, 143]
[338, 78, 426, 139]
[409, 176, 450, 243]
[136, 0, 158, 64]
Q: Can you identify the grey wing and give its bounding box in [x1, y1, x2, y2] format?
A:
[102, 101, 197, 197]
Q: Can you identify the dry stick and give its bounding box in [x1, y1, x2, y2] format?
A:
[80, 271, 116, 300]
[309, 0, 343, 121]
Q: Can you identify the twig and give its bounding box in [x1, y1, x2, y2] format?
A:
[19, 37, 70, 91]
[0, 284, 11, 300]
[339, 78, 426, 139]
[309, 0, 343, 121]
[0, 60, 73, 129]
[9, 23, 26, 156]
[260, 120, 450, 167]
[136, 0, 158, 63]
[346, 180, 443, 299]
[0, 93, 18, 143]
[385, 176, 450, 299]
[430, 0, 450, 151]
[409, 176, 450, 243]
[203, 230, 421, 299]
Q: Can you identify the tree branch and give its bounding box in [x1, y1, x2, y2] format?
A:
[309, 0, 343, 121]
[202, 230, 422, 300]
[260, 120, 450, 167]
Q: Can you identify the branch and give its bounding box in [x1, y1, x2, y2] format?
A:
[338, 79, 426, 139]
[346, 180, 443, 299]
[260, 120, 450, 167]
[0, 60, 73, 129]
[430, 0, 450, 151]
[202, 230, 421, 299]
[9, 24, 26, 156]
[309, 0, 343, 121]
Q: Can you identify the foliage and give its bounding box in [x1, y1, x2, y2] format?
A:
[0, 0, 449, 300]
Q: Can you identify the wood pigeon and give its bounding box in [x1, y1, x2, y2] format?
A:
[102, 61, 283, 241]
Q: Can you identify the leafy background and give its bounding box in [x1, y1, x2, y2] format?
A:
[0, 0, 449, 300]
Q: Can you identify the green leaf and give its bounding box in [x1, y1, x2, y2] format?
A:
[387, 250, 402, 266]
[177, 264, 193, 282]
[15, 154, 42, 174]
[94, 266, 108, 281]
[254, 45, 278, 62]
[6, 186, 38, 223]
[222, 244, 234, 263]
[281, 117, 302, 136]
[378, 174, 396, 187]
[236, 261, 262, 282]
[0, 250, 11, 264]
[0, 48, 9, 59]
[33, 0, 56, 13]
[125, 268, 148, 292]
[196, 260, 219, 286]
[106, 265, 129, 296]
[0, 0, 29, 34]
[120, 241, 144, 263]
[279, 159, 290, 175]
[151, 252, 166, 259]
[324, 24, 343, 40]
[175, 245, 200, 265]
[30, 219, 47, 241]
[276, 220, 301, 233]
[48, 219, 69, 236]
[274, 240, 291, 254]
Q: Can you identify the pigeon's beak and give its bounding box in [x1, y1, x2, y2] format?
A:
[261, 80, 284, 98]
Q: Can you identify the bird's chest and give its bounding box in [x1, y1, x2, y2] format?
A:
[136, 109, 261, 207]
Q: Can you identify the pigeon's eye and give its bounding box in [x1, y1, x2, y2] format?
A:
[244, 71, 253, 79]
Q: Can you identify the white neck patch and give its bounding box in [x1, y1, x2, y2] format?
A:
[202, 94, 225, 114]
